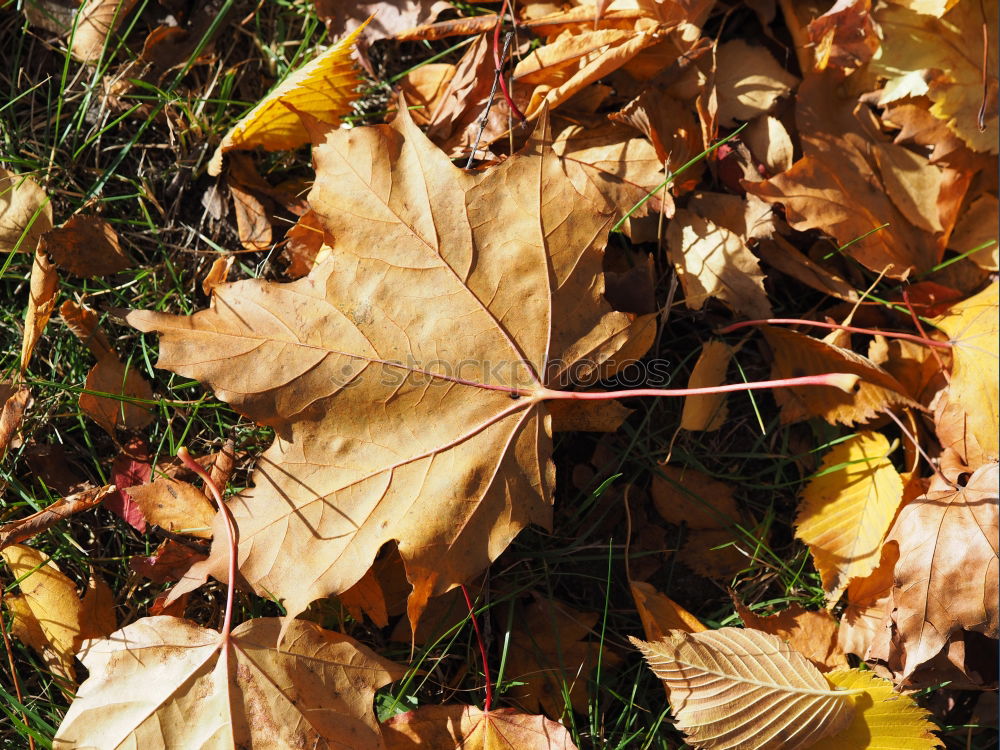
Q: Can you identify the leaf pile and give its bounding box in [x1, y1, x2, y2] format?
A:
[1, 0, 997, 747]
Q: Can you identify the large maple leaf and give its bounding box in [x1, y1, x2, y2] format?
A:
[128, 111, 644, 625]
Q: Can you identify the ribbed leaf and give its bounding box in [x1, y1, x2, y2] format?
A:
[631, 628, 856, 750]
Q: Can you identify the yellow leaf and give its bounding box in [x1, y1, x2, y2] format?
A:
[631, 627, 856, 750]
[208, 20, 369, 175]
[931, 283, 999, 467]
[811, 669, 941, 750]
[630, 581, 707, 642]
[796, 432, 904, 602]
[1, 545, 116, 684]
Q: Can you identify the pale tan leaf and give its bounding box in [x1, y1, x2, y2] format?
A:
[744, 115, 794, 175]
[796, 432, 903, 602]
[812, 669, 941, 750]
[666, 209, 772, 319]
[53, 616, 404, 749]
[384, 705, 579, 749]
[70, 0, 138, 63]
[631, 627, 855, 750]
[208, 22, 368, 175]
[714, 39, 798, 126]
[0, 167, 52, 254]
[681, 340, 735, 431]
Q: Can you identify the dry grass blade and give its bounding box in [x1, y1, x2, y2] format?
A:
[631, 628, 857, 750]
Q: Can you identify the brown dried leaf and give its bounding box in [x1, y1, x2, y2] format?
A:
[53, 617, 404, 748]
[128, 110, 640, 627]
[201, 256, 233, 297]
[0, 485, 114, 552]
[733, 599, 848, 672]
[0, 168, 52, 253]
[506, 598, 621, 717]
[70, 0, 138, 63]
[0, 385, 31, 461]
[60, 299, 112, 359]
[762, 326, 917, 425]
[652, 465, 740, 529]
[806, 0, 879, 74]
[130, 539, 207, 584]
[21, 248, 58, 373]
[384, 705, 579, 749]
[838, 541, 899, 660]
[631, 580, 707, 643]
[40, 216, 131, 277]
[871, 464, 998, 684]
[314, 0, 450, 42]
[125, 478, 216, 539]
[80, 353, 154, 435]
[632, 628, 855, 750]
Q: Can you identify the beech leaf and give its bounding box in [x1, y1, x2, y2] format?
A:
[128, 109, 641, 627]
[631, 627, 856, 750]
[796, 431, 904, 602]
[53, 616, 404, 749]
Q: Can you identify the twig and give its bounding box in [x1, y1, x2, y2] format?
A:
[460, 584, 493, 712]
[465, 32, 515, 169]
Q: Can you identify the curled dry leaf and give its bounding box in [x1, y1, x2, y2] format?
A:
[208, 22, 368, 175]
[630, 580, 706, 643]
[126, 478, 217, 539]
[762, 326, 917, 425]
[2, 544, 116, 684]
[0, 485, 114, 552]
[40, 215, 131, 277]
[631, 627, 855, 750]
[21, 248, 58, 373]
[931, 283, 999, 467]
[383, 705, 579, 750]
[680, 340, 735, 431]
[53, 616, 404, 749]
[796, 431, 904, 603]
[806, 0, 880, 74]
[70, 0, 137, 62]
[0, 167, 52, 254]
[128, 110, 645, 628]
[870, 463, 998, 686]
[201, 255, 234, 297]
[0, 384, 31, 460]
